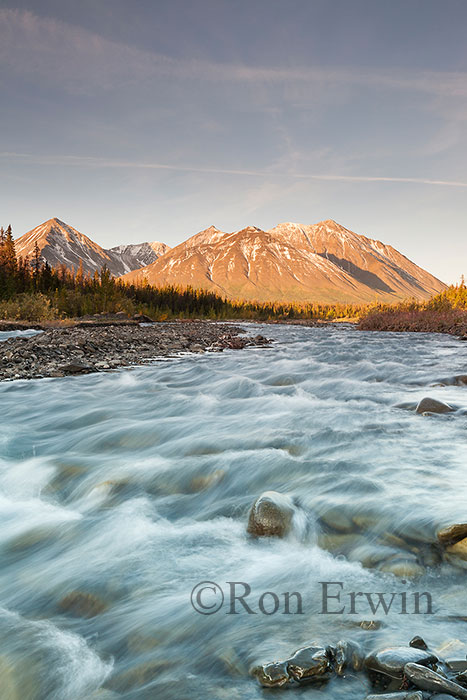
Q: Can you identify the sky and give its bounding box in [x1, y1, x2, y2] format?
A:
[1, 0, 466, 283]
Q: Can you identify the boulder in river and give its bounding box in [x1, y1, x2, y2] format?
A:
[404, 662, 467, 698]
[286, 645, 333, 684]
[364, 645, 438, 690]
[446, 537, 467, 561]
[252, 643, 333, 688]
[437, 523, 467, 546]
[415, 397, 455, 415]
[436, 375, 467, 386]
[330, 639, 363, 675]
[252, 661, 290, 688]
[247, 490, 295, 538]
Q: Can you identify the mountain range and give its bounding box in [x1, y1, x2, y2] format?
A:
[121, 219, 446, 303]
[15, 218, 170, 277]
[14, 217, 446, 303]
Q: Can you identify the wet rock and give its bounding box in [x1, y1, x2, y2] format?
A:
[379, 558, 425, 578]
[189, 469, 225, 492]
[317, 532, 364, 555]
[320, 508, 354, 533]
[415, 398, 455, 415]
[352, 513, 381, 530]
[404, 663, 467, 698]
[247, 491, 295, 538]
[348, 542, 402, 568]
[108, 660, 172, 692]
[410, 636, 429, 651]
[447, 660, 467, 673]
[286, 645, 333, 684]
[456, 670, 467, 688]
[60, 359, 93, 374]
[366, 694, 423, 700]
[436, 375, 467, 386]
[58, 591, 108, 618]
[438, 524, 467, 546]
[446, 538, 467, 561]
[253, 644, 333, 688]
[365, 646, 438, 689]
[252, 661, 290, 688]
[445, 553, 467, 570]
[331, 639, 363, 675]
[360, 620, 384, 630]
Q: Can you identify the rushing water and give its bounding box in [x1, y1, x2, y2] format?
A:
[1, 324, 467, 699]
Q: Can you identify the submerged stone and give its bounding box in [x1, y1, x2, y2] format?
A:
[379, 558, 425, 578]
[58, 591, 108, 618]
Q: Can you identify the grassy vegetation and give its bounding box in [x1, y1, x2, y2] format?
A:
[359, 282, 467, 335]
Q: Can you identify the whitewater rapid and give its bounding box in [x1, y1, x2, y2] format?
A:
[1, 324, 467, 698]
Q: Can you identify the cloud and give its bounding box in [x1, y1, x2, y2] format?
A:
[1, 151, 467, 189]
[1, 7, 467, 99]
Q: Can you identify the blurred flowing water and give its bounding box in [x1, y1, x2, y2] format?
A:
[1, 324, 467, 699]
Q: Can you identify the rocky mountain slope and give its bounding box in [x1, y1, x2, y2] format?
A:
[120, 219, 446, 303]
[15, 218, 170, 277]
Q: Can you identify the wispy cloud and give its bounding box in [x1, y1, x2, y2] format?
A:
[1, 8, 467, 98]
[2, 151, 467, 188]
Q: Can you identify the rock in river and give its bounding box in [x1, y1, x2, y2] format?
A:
[446, 538, 467, 561]
[364, 645, 438, 690]
[286, 645, 333, 684]
[437, 523, 467, 546]
[404, 662, 467, 698]
[247, 490, 295, 538]
[415, 398, 455, 415]
[252, 643, 333, 688]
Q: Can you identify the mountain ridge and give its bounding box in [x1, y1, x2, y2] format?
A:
[15, 218, 170, 277]
[120, 219, 446, 303]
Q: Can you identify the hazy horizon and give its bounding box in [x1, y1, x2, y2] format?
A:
[1, 0, 467, 284]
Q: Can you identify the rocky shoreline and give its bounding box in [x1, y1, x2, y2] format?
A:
[0, 320, 271, 381]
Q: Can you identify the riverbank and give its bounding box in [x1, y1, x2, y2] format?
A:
[0, 321, 271, 381]
[358, 307, 467, 339]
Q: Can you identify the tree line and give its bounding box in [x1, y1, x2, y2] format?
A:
[0, 225, 374, 322]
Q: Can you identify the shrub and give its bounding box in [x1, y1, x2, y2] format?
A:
[0, 293, 59, 321]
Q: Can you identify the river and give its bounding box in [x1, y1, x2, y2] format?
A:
[1, 324, 467, 699]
